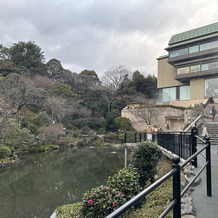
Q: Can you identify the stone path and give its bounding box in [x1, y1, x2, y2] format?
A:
[190, 144, 218, 218]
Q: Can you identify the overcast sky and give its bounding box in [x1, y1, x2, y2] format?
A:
[0, 0, 217, 77]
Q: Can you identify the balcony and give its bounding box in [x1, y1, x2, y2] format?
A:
[168, 47, 218, 65]
[175, 68, 218, 83]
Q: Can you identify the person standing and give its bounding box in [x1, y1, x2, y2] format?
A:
[146, 125, 152, 141]
[210, 106, 217, 122]
[193, 124, 198, 135]
[201, 125, 209, 139]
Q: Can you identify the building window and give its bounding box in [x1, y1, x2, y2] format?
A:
[189, 45, 199, 53]
[169, 47, 188, 58]
[162, 87, 176, 102]
[205, 78, 218, 97]
[190, 64, 200, 73]
[180, 86, 190, 100]
[200, 40, 218, 51]
[201, 63, 209, 71]
[177, 66, 190, 75]
[161, 86, 190, 102]
[201, 61, 218, 71]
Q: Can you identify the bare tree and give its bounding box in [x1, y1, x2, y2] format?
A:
[136, 107, 156, 125]
[96, 65, 132, 112]
[33, 75, 55, 89]
[71, 72, 100, 96]
[95, 86, 116, 112]
[0, 73, 45, 114]
[45, 96, 68, 123]
[134, 106, 166, 127]
[101, 65, 131, 91]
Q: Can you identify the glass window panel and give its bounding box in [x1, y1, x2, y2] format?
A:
[209, 62, 218, 70]
[189, 45, 199, 53]
[200, 40, 218, 51]
[169, 48, 188, 58]
[205, 78, 218, 97]
[162, 87, 176, 102]
[177, 67, 190, 75]
[201, 63, 209, 71]
[178, 48, 188, 56]
[201, 61, 218, 71]
[170, 51, 179, 58]
[190, 65, 200, 73]
[180, 86, 190, 100]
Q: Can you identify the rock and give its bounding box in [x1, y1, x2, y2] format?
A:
[186, 176, 202, 186]
[181, 215, 196, 218]
[181, 196, 195, 215]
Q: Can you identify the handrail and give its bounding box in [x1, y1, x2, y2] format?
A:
[181, 161, 208, 197]
[184, 115, 202, 132]
[106, 129, 212, 218]
[181, 142, 207, 168]
[195, 135, 205, 143]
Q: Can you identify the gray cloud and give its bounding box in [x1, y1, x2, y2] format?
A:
[0, 0, 218, 76]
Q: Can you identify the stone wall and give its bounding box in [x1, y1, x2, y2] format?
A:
[121, 105, 193, 132]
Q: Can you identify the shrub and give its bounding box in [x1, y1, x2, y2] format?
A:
[80, 185, 126, 218]
[51, 83, 74, 97]
[107, 168, 141, 201]
[55, 202, 81, 218]
[0, 145, 11, 159]
[35, 112, 51, 126]
[37, 124, 64, 144]
[104, 132, 118, 143]
[114, 117, 135, 131]
[1, 121, 35, 149]
[131, 141, 162, 188]
[28, 146, 46, 153]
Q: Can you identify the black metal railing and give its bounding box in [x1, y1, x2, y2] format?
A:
[123, 131, 147, 143]
[157, 131, 192, 160]
[124, 129, 198, 161]
[106, 129, 212, 218]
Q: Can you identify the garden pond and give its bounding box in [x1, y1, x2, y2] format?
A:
[0, 146, 126, 218]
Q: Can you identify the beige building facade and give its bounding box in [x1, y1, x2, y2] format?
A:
[157, 22, 218, 107]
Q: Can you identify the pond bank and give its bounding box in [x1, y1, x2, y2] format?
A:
[0, 157, 21, 168]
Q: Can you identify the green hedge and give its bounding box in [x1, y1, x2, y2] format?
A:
[0, 145, 11, 159]
[107, 168, 141, 201]
[131, 141, 162, 187]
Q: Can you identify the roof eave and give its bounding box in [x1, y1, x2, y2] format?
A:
[165, 32, 218, 51]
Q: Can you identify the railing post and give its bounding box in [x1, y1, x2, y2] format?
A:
[173, 156, 181, 218]
[205, 137, 212, 196]
[124, 146, 128, 168]
[173, 133, 175, 154]
[139, 132, 142, 143]
[191, 127, 197, 167]
[134, 132, 137, 143]
[179, 133, 182, 158]
[144, 132, 147, 141]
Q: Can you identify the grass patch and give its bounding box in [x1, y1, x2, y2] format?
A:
[55, 202, 81, 218]
[124, 179, 173, 218]
[28, 144, 60, 153]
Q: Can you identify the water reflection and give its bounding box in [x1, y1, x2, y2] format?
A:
[0, 146, 125, 218]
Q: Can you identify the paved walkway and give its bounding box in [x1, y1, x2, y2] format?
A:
[191, 143, 218, 218]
